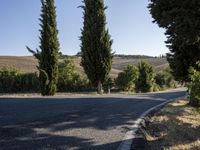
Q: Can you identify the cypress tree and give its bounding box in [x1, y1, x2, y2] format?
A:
[27, 0, 59, 96]
[80, 0, 113, 94]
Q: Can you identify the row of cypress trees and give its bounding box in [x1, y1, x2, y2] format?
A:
[28, 0, 113, 95]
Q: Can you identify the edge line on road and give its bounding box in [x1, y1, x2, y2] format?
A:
[117, 96, 186, 150]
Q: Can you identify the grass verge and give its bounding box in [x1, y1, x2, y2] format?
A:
[142, 99, 200, 150]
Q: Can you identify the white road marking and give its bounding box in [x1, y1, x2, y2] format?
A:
[117, 96, 186, 150]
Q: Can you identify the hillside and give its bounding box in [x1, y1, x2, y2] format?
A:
[0, 56, 168, 78]
[0, 56, 38, 73]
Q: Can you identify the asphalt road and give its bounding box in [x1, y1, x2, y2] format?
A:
[0, 88, 186, 150]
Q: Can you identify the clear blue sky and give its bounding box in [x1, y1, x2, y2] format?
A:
[0, 0, 168, 56]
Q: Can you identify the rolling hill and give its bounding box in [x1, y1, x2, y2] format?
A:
[0, 55, 168, 78]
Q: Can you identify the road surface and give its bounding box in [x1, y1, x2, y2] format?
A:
[0, 88, 186, 150]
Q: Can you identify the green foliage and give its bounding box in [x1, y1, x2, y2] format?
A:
[103, 77, 113, 93]
[188, 61, 200, 107]
[28, 0, 60, 96]
[149, 0, 200, 82]
[57, 59, 90, 92]
[80, 0, 113, 94]
[0, 67, 39, 93]
[0, 63, 90, 93]
[58, 59, 75, 81]
[115, 65, 139, 91]
[136, 61, 156, 93]
[0, 67, 19, 93]
[16, 73, 40, 92]
[155, 73, 166, 88]
[155, 66, 177, 88]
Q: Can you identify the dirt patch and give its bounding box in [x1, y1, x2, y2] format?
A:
[141, 99, 200, 150]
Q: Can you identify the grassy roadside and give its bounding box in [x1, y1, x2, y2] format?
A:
[142, 99, 200, 150]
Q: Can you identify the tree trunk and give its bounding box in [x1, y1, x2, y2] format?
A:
[108, 86, 111, 94]
[98, 81, 103, 95]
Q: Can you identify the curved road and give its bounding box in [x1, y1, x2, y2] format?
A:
[0, 88, 186, 150]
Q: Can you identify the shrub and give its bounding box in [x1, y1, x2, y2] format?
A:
[103, 77, 114, 93]
[0, 67, 39, 93]
[135, 61, 156, 93]
[115, 65, 139, 91]
[16, 73, 40, 92]
[0, 60, 90, 93]
[155, 66, 178, 89]
[152, 83, 160, 92]
[188, 61, 200, 107]
[57, 59, 90, 92]
[155, 73, 166, 88]
[0, 67, 20, 93]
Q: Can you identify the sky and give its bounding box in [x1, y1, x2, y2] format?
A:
[0, 0, 168, 56]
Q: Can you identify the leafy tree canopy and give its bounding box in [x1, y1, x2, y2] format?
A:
[149, 0, 200, 82]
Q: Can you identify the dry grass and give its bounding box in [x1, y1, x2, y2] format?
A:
[112, 57, 168, 72]
[144, 99, 200, 150]
[0, 56, 167, 77]
[0, 56, 37, 73]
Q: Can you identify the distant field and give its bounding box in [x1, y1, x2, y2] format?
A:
[0, 56, 168, 78]
[0, 56, 38, 73]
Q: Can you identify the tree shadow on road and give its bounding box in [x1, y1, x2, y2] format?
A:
[0, 90, 186, 149]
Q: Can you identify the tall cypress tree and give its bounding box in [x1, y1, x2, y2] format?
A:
[80, 0, 113, 94]
[27, 0, 59, 96]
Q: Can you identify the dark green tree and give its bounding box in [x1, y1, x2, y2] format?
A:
[27, 0, 59, 96]
[148, 0, 200, 82]
[136, 61, 156, 93]
[80, 0, 113, 94]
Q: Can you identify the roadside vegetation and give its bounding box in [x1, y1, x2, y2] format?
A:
[149, 0, 200, 108]
[188, 61, 200, 107]
[115, 62, 178, 93]
[138, 1, 200, 149]
[0, 0, 199, 102]
[0, 60, 178, 94]
[0, 59, 90, 93]
[0, 67, 39, 93]
[142, 99, 200, 150]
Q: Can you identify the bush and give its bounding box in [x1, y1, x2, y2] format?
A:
[103, 77, 114, 93]
[0, 67, 19, 93]
[135, 61, 156, 93]
[115, 65, 139, 91]
[0, 60, 90, 93]
[155, 73, 166, 88]
[57, 59, 90, 92]
[0, 67, 39, 93]
[16, 73, 40, 92]
[155, 66, 177, 89]
[188, 61, 200, 107]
